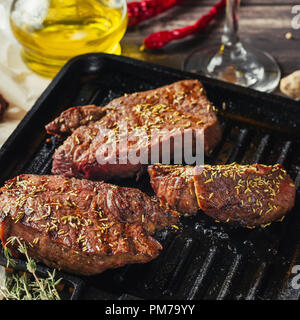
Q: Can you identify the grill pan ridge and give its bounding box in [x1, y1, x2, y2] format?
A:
[0, 53, 299, 300]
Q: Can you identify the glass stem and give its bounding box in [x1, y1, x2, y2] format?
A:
[222, 0, 240, 46]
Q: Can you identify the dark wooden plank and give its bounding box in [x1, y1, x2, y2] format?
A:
[177, 0, 298, 6]
[122, 3, 300, 96]
[127, 1, 298, 6]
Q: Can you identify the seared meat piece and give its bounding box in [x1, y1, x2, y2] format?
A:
[46, 80, 221, 152]
[52, 104, 206, 180]
[148, 163, 296, 227]
[51, 80, 222, 180]
[45, 105, 106, 138]
[148, 164, 198, 216]
[104, 79, 221, 155]
[0, 175, 178, 275]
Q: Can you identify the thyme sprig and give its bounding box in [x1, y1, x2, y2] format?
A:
[0, 236, 61, 300]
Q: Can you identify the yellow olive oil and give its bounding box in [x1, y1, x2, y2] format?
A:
[10, 0, 127, 77]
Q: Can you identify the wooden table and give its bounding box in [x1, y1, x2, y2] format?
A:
[121, 0, 300, 97]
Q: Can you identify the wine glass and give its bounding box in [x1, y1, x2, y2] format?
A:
[183, 0, 281, 93]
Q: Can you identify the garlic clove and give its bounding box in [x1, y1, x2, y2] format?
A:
[280, 70, 300, 101]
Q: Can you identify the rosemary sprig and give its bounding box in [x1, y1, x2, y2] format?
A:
[0, 236, 61, 300]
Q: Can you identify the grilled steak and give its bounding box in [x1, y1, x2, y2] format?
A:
[148, 164, 198, 216]
[148, 163, 296, 227]
[0, 175, 178, 275]
[104, 79, 221, 155]
[50, 80, 222, 180]
[46, 80, 221, 147]
[45, 105, 106, 138]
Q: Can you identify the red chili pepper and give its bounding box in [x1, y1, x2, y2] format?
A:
[127, 0, 189, 27]
[144, 0, 226, 50]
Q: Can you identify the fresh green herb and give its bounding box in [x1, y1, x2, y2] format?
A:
[0, 236, 61, 300]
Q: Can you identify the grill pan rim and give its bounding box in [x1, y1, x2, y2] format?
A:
[0, 53, 299, 300]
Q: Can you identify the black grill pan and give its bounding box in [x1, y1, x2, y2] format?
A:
[0, 53, 299, 300]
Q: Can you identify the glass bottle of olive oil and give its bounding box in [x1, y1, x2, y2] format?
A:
[10, 0, 128, 77]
